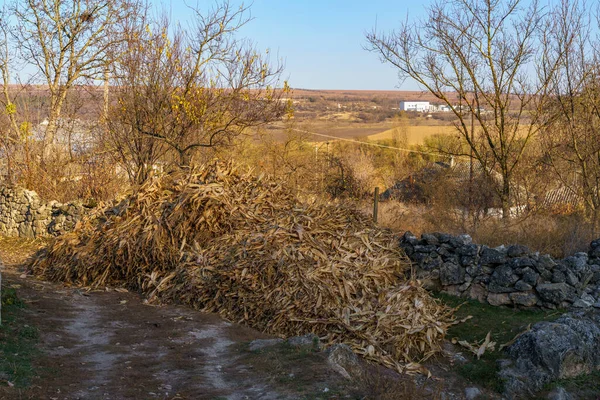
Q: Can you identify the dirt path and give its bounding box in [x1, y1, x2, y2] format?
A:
[1, 270, 269, 398]
[0, 267, 366, 400]
[0, 238, 362, 400]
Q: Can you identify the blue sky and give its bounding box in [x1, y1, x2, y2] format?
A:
[156, 0, 432, 90]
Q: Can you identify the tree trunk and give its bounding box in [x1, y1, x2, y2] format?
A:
[501, 179, 511, 221]
[179, 150, 191, 167]
[42, 91, 67, 161]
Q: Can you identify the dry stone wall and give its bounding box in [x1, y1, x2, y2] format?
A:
[0, 186, 87, 238]
[400, 231, 600, 309]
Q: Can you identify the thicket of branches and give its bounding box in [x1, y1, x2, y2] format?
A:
[0, 0, 289, 199]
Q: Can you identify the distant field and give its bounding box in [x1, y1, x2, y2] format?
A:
[260, 120, 397, 142]
[291, 88, 459, 103]
[368, 125, 458, 145]
[260, 120, 459, 146]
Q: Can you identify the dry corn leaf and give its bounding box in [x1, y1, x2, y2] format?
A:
[29, 160, 456, 373]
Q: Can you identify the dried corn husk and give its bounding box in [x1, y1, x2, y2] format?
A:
[30, 161, 455, 372]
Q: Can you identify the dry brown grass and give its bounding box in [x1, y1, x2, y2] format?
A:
[370, 199, 593, 258]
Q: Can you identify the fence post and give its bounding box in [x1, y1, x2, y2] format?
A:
[373, 187, 379, 223]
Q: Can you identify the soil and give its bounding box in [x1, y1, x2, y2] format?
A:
[0, 271, 359, 400]
[0, 239, 496, 400]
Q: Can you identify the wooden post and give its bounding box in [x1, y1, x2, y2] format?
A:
[373, 187, 380, 223]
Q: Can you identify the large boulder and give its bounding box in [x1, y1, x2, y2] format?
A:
[498, 308, 600, 399]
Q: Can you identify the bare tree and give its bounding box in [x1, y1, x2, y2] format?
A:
[0, 6, 21, 183]
[366, 0, 564, 219]
[10, 0, 142, 159]
[108, 2, 289, 183]
[541, 0, 600, 232]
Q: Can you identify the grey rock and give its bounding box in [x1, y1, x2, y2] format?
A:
[510, 292, 538, 307]
[551, 271, 566, 284]
[507, 244, 530, 258]
[448, 234, 472, 246]
[508, 257, 534, 269]
[521, 267, 539, 286]
[537, 254, 557, 272]
[581, 293, 595, 304]
[489, 265, 519, 293]
[424, 255, 443, 271]
[410, 252, 428, 266]
[573, 294, 595, 308]
[442, 284, 462, 297]
[579, 271, 594, 287]
[459, 234, 473, 244]
[17, 224, 34, 238]
[540, 269, 554, 282]
[480, 247, 507, 265]
[400, 244, 414, 256]
[467, 284, 488, 303]
[565, 270, 579, 287]
[555, 261, 568, 273]
[460, 254, 479, 267]
[440, 262, 465, 285]
[400, 243, 415, 261]
[536, 283, 572, 304]
[457, 244, 479, 257]
[414, 244, 437, 253]
[433, 232, 453, 243]
[547, 387, 574, 400]
[458, 281, 472, 292]
[590, 271, 600, 285]
[401, 231, 419, 246]
[572, 299, 593, 308]
[327, 344, 363, 380]
[475, 272, 491, 285]
[466, 264, 483, 277]
[421, 233, 439, 246]
[437, 246, 454, 260]
[488, 293, 511, 306]
[514, 280, 532, 292]
[499, 308, 600, 398]
[464, 387, 482, 400]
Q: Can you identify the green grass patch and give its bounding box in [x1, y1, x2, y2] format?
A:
[536, 370, 600, 400]
[436, 292, 563, 392]
[0, 286, 39, 388]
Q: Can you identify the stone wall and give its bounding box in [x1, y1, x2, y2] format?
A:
[400, 232, 600, 309]
[0, 186, 87, 238]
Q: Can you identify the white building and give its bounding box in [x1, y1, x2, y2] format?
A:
[399, 101, 430, 112]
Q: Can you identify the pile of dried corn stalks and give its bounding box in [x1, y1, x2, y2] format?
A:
[30, 161, 455, 372]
